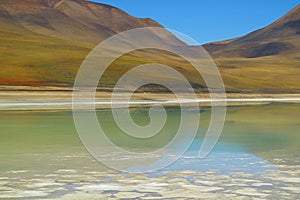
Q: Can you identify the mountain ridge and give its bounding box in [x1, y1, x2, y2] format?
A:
[0, 1, 299, 92]
[201, 4, 300, 93]
[0, 0, 192, 88]
[0, 0, 163, 45]
[203, 4, 300, 58]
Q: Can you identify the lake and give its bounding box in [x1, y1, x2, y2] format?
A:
[0, 103, 299, 199]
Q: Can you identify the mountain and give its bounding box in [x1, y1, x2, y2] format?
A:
[0, 0, 189, 87]
[204, 5, 300, 58]
[203, 4, 300, 92]
[0, 0, 162, 45]
[0, 0, 299, 93]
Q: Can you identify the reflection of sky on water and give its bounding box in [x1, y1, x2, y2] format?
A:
[127, 139, 277, 176]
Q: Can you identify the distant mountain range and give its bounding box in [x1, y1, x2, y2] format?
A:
[0, 0, 299, 93]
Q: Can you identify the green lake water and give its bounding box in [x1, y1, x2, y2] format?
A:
[0, 103, 299, 199]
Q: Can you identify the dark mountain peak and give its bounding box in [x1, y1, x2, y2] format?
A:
[204, 4, 300, 58]
[258, 4, 300, 38]
[2, 0, 93, 7]
[0, 0, 163, 44]
[274, 4, 300, 25]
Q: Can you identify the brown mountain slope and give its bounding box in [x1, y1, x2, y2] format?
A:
[204, 4, 300, 58]
[202, 4, 300, 93]
[0, 1, 299, 92]
[0, 0, 163, 45]
[0, 0, 197, 88]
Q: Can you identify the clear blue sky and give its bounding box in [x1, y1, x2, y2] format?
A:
[89, 0, 299, 44]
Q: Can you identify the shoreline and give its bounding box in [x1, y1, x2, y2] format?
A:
[1, 86, 300, 110]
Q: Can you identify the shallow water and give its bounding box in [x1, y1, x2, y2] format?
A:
[0, 103, 299, 199]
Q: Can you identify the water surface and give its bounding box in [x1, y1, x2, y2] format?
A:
[0, 103, 299, 199]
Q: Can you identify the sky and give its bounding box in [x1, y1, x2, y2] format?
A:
[89, 0, 299, 44]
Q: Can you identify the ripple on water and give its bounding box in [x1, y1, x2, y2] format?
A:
[0, 189, 49, 198]
[0, 152, 299, 199]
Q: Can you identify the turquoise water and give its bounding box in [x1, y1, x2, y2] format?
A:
[0, 103, 299, 199]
